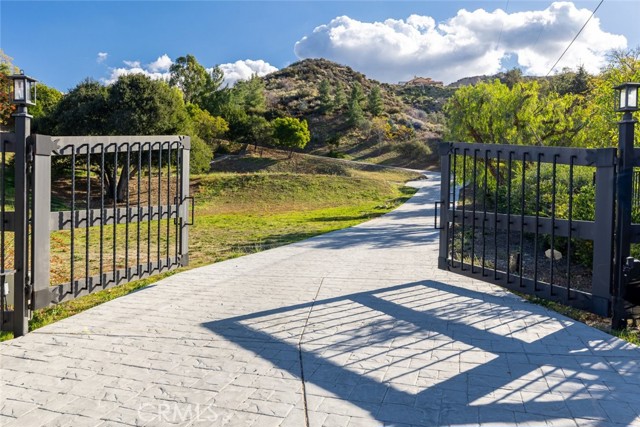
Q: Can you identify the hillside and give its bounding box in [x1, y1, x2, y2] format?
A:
[261, 59, 449, 169]
[211, 146, 426, 177]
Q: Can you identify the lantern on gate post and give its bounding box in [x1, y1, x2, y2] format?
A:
[9, 70, 37, 107]
[613, 82, 639, 329]
[615, 82, 640, 113]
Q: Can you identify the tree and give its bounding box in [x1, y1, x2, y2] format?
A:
[347, 82, 366, 127]
[500, 67, 523, 89]
[333, 84, 347, 111]
[367, 86, 384, 116]
[583, 48, 640, 147]
[189, 135, 214, 174]
[233, 75, 266, 115]
[31, 83, 63, 134]
[45, 74, 212, 199]
[169, 54, 223, 106]
[1, 50, 19, 126]
[208, 76, 270, 145]
[550, 66, 590, 95]
[29, 84, 63, 119]
[242, 115, 272, 149]
[186, 102, 228, 148]
[444, 79, 589, 147]
[318, 79, 332, 114]
[107, 74, 188, 135]
[0, 73, 12, 126]
[370, 117, 392, 143]
[272, 117, 310, 157]
[48, 79, 110, 136]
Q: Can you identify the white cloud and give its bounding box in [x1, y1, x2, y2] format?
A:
[105, 55, 173, 84]
[97, 52, 108, 63]
[294, 2, 627, 84]
[105, 55, 276, 88]
[216, 59, 278, 87]
[148, 54, 173, 72]
[123, 60, 141, 68]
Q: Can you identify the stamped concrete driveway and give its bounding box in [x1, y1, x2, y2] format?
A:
[1, 174, 640, 427]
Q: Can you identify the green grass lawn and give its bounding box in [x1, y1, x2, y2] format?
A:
[1, 167, 419, 341]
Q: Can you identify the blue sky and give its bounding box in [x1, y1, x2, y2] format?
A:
[1, 1, 638, 91]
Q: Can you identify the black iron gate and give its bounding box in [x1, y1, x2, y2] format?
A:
[437, 142, 617, 317]
[1, 132, 192, 337]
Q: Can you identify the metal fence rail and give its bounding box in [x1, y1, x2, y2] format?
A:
[1, 132, 191, 336]
[437, 142, 616, 316]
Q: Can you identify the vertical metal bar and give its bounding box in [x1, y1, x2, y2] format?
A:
[438, 142, 451, 270]
[124, 144, 130, 280]
[519, 152, 527, 288]
[461, 148, 467, 270]
[482, 149, 488, 276]
[174, 142, 180, 264]
[592, 148, 616, 317]
[637, 171, 640, 207]
[179, 137, 191, 267]
[13, 106, 30, 336]
[70, 148, 76, 292]
[451, 148, 457, 267]
[550, 155, 558, 293]
[30, 135, 52, 310]
[494, 151, 500, 280]
[137, 143, 142, 277]
[157, 142, 163, 270]
[100, 147, 104, 287]
[506, 152, 513, 283]
[471, 149, 478, 272]
[113, 147, 118, 284]
[147, 143, 152, 273]
[534, 153, 542, 291]
[633, 171, 636, 206]
[85, 145, 90, 290]
[166, 142, 171, 267]
[567, 156, 575, 298]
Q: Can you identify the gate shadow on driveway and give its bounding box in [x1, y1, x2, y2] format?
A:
[203, 280, 640, 426]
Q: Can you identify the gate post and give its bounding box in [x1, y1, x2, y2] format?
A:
[179, 137, 191, 267]
[613, 111, 638, 328]
[438, 142, 451, 269]
[12, 105, 30, 337]
[592, 148, 617, 317]
[30, 135, 52, 310]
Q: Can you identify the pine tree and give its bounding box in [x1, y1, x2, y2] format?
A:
[348, 83, 365, 127]
[318, 79, 332, 114]
[367, 86, 384, 116]
[333, 84, 347, 111]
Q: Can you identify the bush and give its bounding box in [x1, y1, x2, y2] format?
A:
[189, 135, 213, 174]
[395, 140, 431, 163]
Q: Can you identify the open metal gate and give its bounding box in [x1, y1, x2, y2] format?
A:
[436, 142, 615, 317]
[1, 131, 192, 337]
[437, 140, 640, 325]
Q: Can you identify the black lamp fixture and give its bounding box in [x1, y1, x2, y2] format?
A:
[9, 70, 37, 106]
[614, 82, 640, 113]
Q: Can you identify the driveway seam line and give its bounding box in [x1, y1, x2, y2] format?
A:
[298, 276, 325, 427]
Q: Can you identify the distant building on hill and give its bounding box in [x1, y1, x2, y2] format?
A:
[400, 77, 444, 87]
